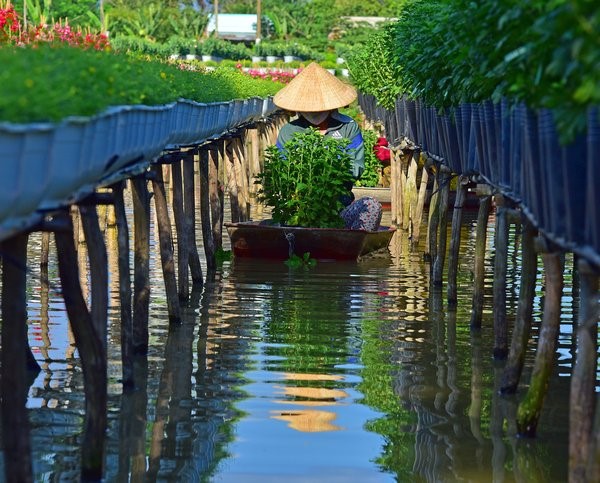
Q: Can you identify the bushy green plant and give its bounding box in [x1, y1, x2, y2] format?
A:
[355, 129, 383, 187]
[256, 128, 354, 228]
[197, 38, 251, 60]
[0, 44, 281, 123]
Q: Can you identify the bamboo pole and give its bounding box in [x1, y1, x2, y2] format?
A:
[500, 218, 537, 393]
[492, 194, 510, 359]
[199, 147, 217, 271]
[569, 259, 599, 482]
[1, 233, 34, 483]
[469, 194, 492, 329]
[447, 175, 467, 307]
[183, 153, 203, 285]
[54, 211, 107, 480]
[432, 166, 451, 286]
[516, 242, 564, 437]
[131, 176, 151, 353]
[171, 160, 190, 300]
[111, 181, 134, 388]
[151, 164, 181, 323]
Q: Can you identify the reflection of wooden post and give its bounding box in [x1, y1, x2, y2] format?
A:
[1, 233, 34, 483]
[183, 153, 203, 285]
[432, 165, 451, 286]
[447, 176, 467, 306]
[171, 160, 189, 300]
[470, 194, 492, 329]
[131, 177, 151, 353]
[517, 240, 564, 437]
[492, 194, 509, 359]
[199, 147, 217, 271]
[151, 164, 181, 323]
[112, 181, 134, 386]
[569, 259, 599, 482]
[54, 212, 107, 480]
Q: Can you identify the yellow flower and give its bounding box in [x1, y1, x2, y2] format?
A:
[160, 71, 167, 80]
[25, 78, 34, 88]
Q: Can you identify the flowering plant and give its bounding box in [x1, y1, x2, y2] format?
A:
[0, 1, 109, 50]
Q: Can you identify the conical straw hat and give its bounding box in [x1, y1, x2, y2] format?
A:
[273, 62, 357, 112]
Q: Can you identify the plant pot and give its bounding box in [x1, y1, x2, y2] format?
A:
[251, 56, 264, 63]
[336, 57, 345, 64]
[283, 55, 297, 63]
[266, 55, 281, 64]
[185, 54, 199, 61]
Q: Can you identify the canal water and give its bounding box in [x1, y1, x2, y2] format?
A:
[12, 203, 575, 482]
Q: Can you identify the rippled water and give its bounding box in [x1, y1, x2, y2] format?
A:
[9, 206, 575, 482]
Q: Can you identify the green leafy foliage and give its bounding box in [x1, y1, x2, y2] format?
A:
[350, 0, 599, 142]
[256, 128, 354, 228]
[0, 44, 281, 123]
[355, 129, 383, 187]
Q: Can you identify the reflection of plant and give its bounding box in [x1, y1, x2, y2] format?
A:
[256, 128, 354, 228]
[285, 252, 316, 268]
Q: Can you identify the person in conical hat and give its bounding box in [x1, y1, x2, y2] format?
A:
[274, 62, 382, 231]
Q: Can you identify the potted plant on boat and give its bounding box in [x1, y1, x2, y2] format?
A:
[256, 128, 354, 228]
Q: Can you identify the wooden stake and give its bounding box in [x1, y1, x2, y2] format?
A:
[470, 195, 492, 329]
[183, 153, 203, 285]
[171, 160, 189, 300]
[432, 166, 451, 286]
[500, 219, 537, 393]
[199, 147, 217, 271]
[79, 203, 108, 350]
[225, 138, 241, 223]
[411, 155, 429, 243]
[232, 136, 251, 221]
[1, 233, 34, 483]
[131, 176, 151, 353]
[209, 143, 223, 251]
[570, 259, 599, 482]
[111, 181, 134, 387]
[447, 176, 467, 306]
[492, 194, 510, 359]
[517, 245, 564, 437]
[54, 212, 107, 480]
[403, 150, 418, 232]
[426, 168, 440, 264]
[151, 165, 181, 323]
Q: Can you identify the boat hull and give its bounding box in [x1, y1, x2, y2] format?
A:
[225, 221, 396, 261]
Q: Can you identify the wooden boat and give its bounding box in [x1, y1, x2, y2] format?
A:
[225, 221, 396, 261]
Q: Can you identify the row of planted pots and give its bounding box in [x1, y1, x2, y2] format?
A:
[359, 93, 600, 263]
[0, 96, 277, 241]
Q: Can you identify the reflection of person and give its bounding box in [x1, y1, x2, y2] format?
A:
[273, 62, 382, 231]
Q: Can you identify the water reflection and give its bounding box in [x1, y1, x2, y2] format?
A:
[10, 212, 573, 482]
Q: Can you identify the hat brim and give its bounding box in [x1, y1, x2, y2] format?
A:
[273, 62, 357, 112]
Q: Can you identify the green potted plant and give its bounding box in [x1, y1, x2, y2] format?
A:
[256, 128, 354, 228]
